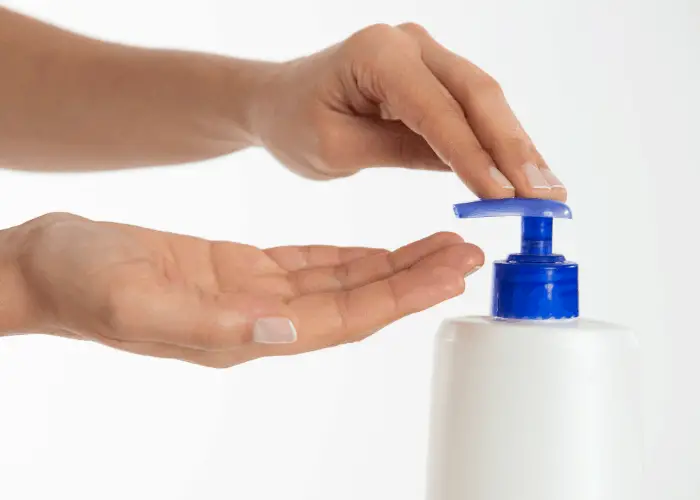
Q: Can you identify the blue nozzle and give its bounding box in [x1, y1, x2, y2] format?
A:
[454, 198, 578, 320]
[454, 198, 571, 258]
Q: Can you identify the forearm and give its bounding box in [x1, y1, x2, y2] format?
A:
[0, 7, 279, 171]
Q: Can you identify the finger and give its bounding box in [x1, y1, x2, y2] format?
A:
[330, 115, 450, 171]
[106, 284, 298, 351]
[103, 234, 471, 358]
[532, 154, 566, 199]
[398, 23, 566, 201]
[272, 242, 484, 354]
[98, 236, 480, 364]
[287, 231, 464, 294]
[235, 245, 390, 300]
[95, 237, 471, 364]
[265, 245, 386, 272]
[356, 34, 514, 198]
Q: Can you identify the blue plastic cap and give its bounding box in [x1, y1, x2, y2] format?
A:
[454, 198, 579, 320]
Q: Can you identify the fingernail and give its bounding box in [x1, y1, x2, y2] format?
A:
[489, 166, 515, 190]
[541, 169, 565, 188]
[523, 163, 551, 190]
[466, 265, 482, 277]
[253, 318, 297, 344]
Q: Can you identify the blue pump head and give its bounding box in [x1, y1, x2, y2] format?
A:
[454, 198, 578, 320]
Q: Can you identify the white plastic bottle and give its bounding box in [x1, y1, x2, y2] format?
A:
[425, 199, 642, 500]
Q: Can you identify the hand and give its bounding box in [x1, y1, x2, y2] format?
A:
[5, 213, 482, 367]
[252, 23, 565, 200]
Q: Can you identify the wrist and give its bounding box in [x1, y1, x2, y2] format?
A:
[0, 223, 36, 336]
[220, 58, 287, 147]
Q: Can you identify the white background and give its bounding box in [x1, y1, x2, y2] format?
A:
[0, 0, 697, 499]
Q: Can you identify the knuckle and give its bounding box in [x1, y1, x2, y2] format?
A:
[492, 135, 531, 157]
[347, 24, 417, 67]
[32, 212, 81, 225]
[471, 71, 503, 96]
[397, 22, 430, 38]
[350, 23, 396, 46]
[20, 212, 83, 249]
[344, 26, 421, 104]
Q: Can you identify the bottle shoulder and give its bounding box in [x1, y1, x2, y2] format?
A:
[436, 316, 637, 345]
[441, 316, 630, 332]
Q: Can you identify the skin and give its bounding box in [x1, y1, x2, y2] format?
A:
[2, 214, 481, 367]
[0, 7, 565, 367]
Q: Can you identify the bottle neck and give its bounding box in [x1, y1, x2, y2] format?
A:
[492, 316, 579, 324]
[521, 216, 553, 255]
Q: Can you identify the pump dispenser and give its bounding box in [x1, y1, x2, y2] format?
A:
[425, 199, 642, 500]
[454, 198, 577, 320]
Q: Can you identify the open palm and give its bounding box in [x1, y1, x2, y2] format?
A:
[15, 213, 483, 367]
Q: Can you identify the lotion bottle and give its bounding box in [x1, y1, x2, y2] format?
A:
[425, 198, 642, 500]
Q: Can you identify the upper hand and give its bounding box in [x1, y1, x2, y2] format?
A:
[5, 213, 482, 367]
[252, 23, 565, 200]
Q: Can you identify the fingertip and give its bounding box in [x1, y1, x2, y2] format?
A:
[488, 166, 516, 192]
[541, 169, 566, 189]
[454, 165, 518, 200]
[549, 185, 568, 202]
[516, 185, 555, 199]
[464, 242, 485, 269]
[454, 243, 485, 278]
[514, 184, 568, 202]
[537, 168, 568, 201]
[429, 231, 465, 246]
[428, 242, 484, 276]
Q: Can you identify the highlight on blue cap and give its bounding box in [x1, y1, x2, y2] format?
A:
[453, 198, 572, 219]
[454, 198, 578, 320]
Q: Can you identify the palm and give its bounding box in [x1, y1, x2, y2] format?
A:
[22, 214, 481, 367]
